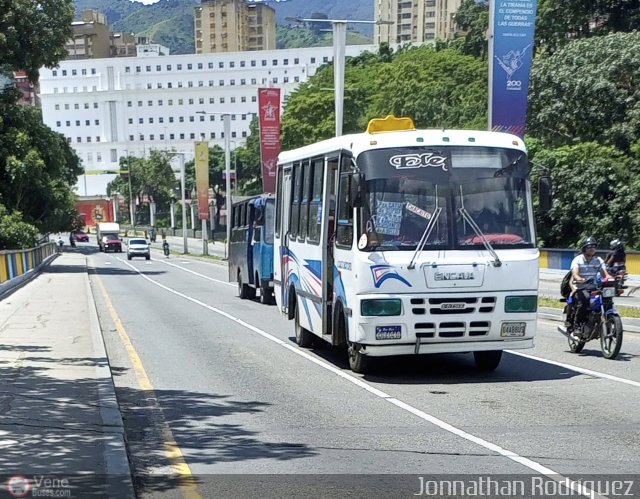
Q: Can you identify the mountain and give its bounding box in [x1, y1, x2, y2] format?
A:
[73, 0, 375, 55]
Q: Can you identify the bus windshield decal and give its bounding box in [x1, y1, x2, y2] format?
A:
[371, 201, 403, 236]
[389, 152, 448, 171]
[405, 202, 432, 220]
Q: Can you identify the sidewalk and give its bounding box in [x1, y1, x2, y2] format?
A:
[0, 252, 134, 497]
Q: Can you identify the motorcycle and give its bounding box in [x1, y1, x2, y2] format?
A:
[162, 241, 170, 257]
[558, 277, 623, 359]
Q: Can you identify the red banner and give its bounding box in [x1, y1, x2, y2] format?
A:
[258, 88, 281, 193]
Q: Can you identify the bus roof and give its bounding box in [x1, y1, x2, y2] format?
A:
[232, 193, 275, 207]
[278, 128, 527, 165]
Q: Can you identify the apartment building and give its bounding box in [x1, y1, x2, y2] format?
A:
[39, 44, 376, 196]
[195, 0, 276, 54]
[375, 0, 463, 45]
[14, 71, 39, 107]
[67, 10, 111, 60]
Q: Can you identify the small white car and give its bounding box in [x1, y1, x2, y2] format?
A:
[127, 238, 150, 260]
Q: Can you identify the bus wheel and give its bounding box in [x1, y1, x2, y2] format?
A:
[294, 302, 314, 348]
[238, 274, 251, 299]
[260, 286, 273, 305]
[473, 350, 502, 371]
[348, 342, 370, 374]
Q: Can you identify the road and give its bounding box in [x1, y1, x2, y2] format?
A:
[75, 241, 640, 498]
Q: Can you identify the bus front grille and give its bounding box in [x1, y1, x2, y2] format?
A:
[410, 296, 496, 315]
[412, 321, 491, 339]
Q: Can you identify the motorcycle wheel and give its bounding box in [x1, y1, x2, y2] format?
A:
[600, 315, 623, 360]
[567, 333, 585, 354]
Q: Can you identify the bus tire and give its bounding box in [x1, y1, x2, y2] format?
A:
[260, 286, 273, 305]
[294, 301, 314, 348]
[473, 350, 502, 371]
[348, 342, 370, 374]
[238, 273, 251, 299]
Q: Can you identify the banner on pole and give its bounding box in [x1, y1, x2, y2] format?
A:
[195, 141, 209, 220]
[490, 0, 538, 137]
[258, 88, 281, 193]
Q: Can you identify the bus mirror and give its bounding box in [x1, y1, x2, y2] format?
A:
[538, 176, 552, 212]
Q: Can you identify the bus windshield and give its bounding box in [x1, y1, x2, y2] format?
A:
[356, 146, 535, 251]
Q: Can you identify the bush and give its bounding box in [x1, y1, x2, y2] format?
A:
[0, 205, 39, 250]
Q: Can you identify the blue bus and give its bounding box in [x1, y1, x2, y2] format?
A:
[229, 193, 275, 304]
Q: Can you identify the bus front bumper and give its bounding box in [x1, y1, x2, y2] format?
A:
[355, 338, 534, 357]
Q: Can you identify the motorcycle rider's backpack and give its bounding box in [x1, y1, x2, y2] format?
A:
[560, 271, 572, 298]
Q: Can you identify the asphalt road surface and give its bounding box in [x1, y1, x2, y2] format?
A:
[80, 244, 640, 499]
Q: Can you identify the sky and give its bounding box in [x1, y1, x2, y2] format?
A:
[130, 0, 160, 5]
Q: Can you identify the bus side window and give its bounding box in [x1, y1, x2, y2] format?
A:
[336, 173, 353, 248]
[253, 206, 263, 242]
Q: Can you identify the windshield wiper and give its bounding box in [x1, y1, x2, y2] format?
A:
[408, 189, 442, 269]
[458, 207, 502, 267]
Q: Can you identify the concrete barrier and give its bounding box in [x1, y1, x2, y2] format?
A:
[0, 242, 57, 297]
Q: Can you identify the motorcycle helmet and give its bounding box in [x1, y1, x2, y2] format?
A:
[581, 236, 598, 252]
[609, 239, 624, 251]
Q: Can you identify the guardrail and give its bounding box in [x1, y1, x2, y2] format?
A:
[0, 242, 57, 289]
[540, 248, 639, 273]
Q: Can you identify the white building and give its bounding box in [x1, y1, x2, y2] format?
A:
[39, 45, 377, 195]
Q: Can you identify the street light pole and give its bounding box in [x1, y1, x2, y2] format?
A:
[223, 113, 231, 260]
[195, 110, 232, 259]
[285, 17, 392, 137]
[333, 21, 346, 137]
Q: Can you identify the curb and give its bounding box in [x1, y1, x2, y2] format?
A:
[84, 258, 136, 498]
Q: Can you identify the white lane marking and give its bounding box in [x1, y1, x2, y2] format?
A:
[117, 258, 602, 498]
[149, 258, 235, 288]
[125, 259, 640, 392]
[507, 350, 640, 388]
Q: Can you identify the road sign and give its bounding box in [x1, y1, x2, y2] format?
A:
[222, 170, 237, 180]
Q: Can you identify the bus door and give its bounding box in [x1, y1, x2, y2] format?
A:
[247, 200, 256, 285]
[277, 167, 293, 313]
[322, 156, 340, 335]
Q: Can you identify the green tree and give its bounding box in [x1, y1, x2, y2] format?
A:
[0, 204, 39, 250]
[452, 0, 489, 59]
[530, 141, 640, 248]
[528, 32, 640, 153]
[536, 0, 640, 54]
[0, 0, 79, 248]
[107, 151, 177, 225]
[281, 46, 487, 149]
[236, 117, 263, 195]
[0, 100, 81, 233]
[0, 0, 73, 81]
[368, 46, 487, 130]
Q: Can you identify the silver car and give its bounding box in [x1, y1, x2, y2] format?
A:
[127, 238, 150, 260]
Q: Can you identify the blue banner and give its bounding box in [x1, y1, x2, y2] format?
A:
[490, 0, 538, 137]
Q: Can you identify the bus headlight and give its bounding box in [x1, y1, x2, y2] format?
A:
[504, 295, 538, 313]
[361, 299, 402, 316]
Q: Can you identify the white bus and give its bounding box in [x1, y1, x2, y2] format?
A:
[274, 116, 541, 373]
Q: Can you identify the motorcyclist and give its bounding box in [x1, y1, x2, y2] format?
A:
[162, 240, 170, 257]
[566, 236, 612, 334]
[605, 239, 626, 274]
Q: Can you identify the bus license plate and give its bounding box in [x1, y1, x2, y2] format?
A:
[501, 322, 526, 337]
[376, 325, 401, 340]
